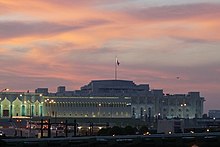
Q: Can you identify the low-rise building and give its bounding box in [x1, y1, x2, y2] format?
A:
[209, 110, 220, 118]
[0, 79, 205, 120]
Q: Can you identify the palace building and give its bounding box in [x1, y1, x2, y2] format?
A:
[0, 80, 205, 120]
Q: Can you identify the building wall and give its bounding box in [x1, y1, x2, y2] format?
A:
[159, 92, 205, 119]
[209, 110, 220, 118]
[42, 96, 132, 118]
[0, 80, 205, 119]
[0, 92, 43, 118]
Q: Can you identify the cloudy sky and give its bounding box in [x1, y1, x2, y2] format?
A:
[0, 0, 220, 113]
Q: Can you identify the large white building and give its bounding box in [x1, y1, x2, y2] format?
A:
[0, 80, 205, 120]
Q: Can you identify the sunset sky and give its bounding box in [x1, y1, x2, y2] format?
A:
[0, 0, 220, 113]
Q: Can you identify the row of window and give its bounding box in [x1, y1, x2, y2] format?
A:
[161, 102, 192, 106]
[163, 108, 190, 112]
[45, 102, 129, 108]
[49, 111, 129, 117]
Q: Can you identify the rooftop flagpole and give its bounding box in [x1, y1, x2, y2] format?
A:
[115, 57, 120, 80]
[115, 57, 117, 80]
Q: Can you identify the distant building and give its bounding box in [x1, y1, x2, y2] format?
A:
[35, 88, 48, 96]
[160, 92, 205, 119]
[157, 119, 184, 134]
[209, 110, 220, 118]
[0, 79, 205, 120]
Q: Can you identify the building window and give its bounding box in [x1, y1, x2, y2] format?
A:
[3, 110, 9, 117]
[132, 107, 135, 116]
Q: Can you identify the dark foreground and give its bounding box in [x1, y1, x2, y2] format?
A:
[1, 132, 220, 147]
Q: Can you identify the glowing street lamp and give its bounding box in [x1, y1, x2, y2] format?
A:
[45, 99, 56, 117]
[180, 104, 187, 107]
[180, 103, 187, 118]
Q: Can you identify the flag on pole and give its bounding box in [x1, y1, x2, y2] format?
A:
[116, 58, 120, 66]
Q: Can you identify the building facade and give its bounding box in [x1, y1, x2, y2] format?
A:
[0, 92, 43, 118]
[0, 80, 205, 120]
[209, 110, 220, 118]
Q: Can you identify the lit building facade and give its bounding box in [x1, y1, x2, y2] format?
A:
[0, 92, 43, 118]
[159, 92, 205, 119]
[0, 80, 205, 120]
[43, 96, 131, 118]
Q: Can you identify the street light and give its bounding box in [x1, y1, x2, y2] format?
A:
[180, 103, 187, 118]
[180, 103, 187, 133]
[44, 99, 56, 117]
[98, 103, 101, 123]
[126, 103, 131, 118]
